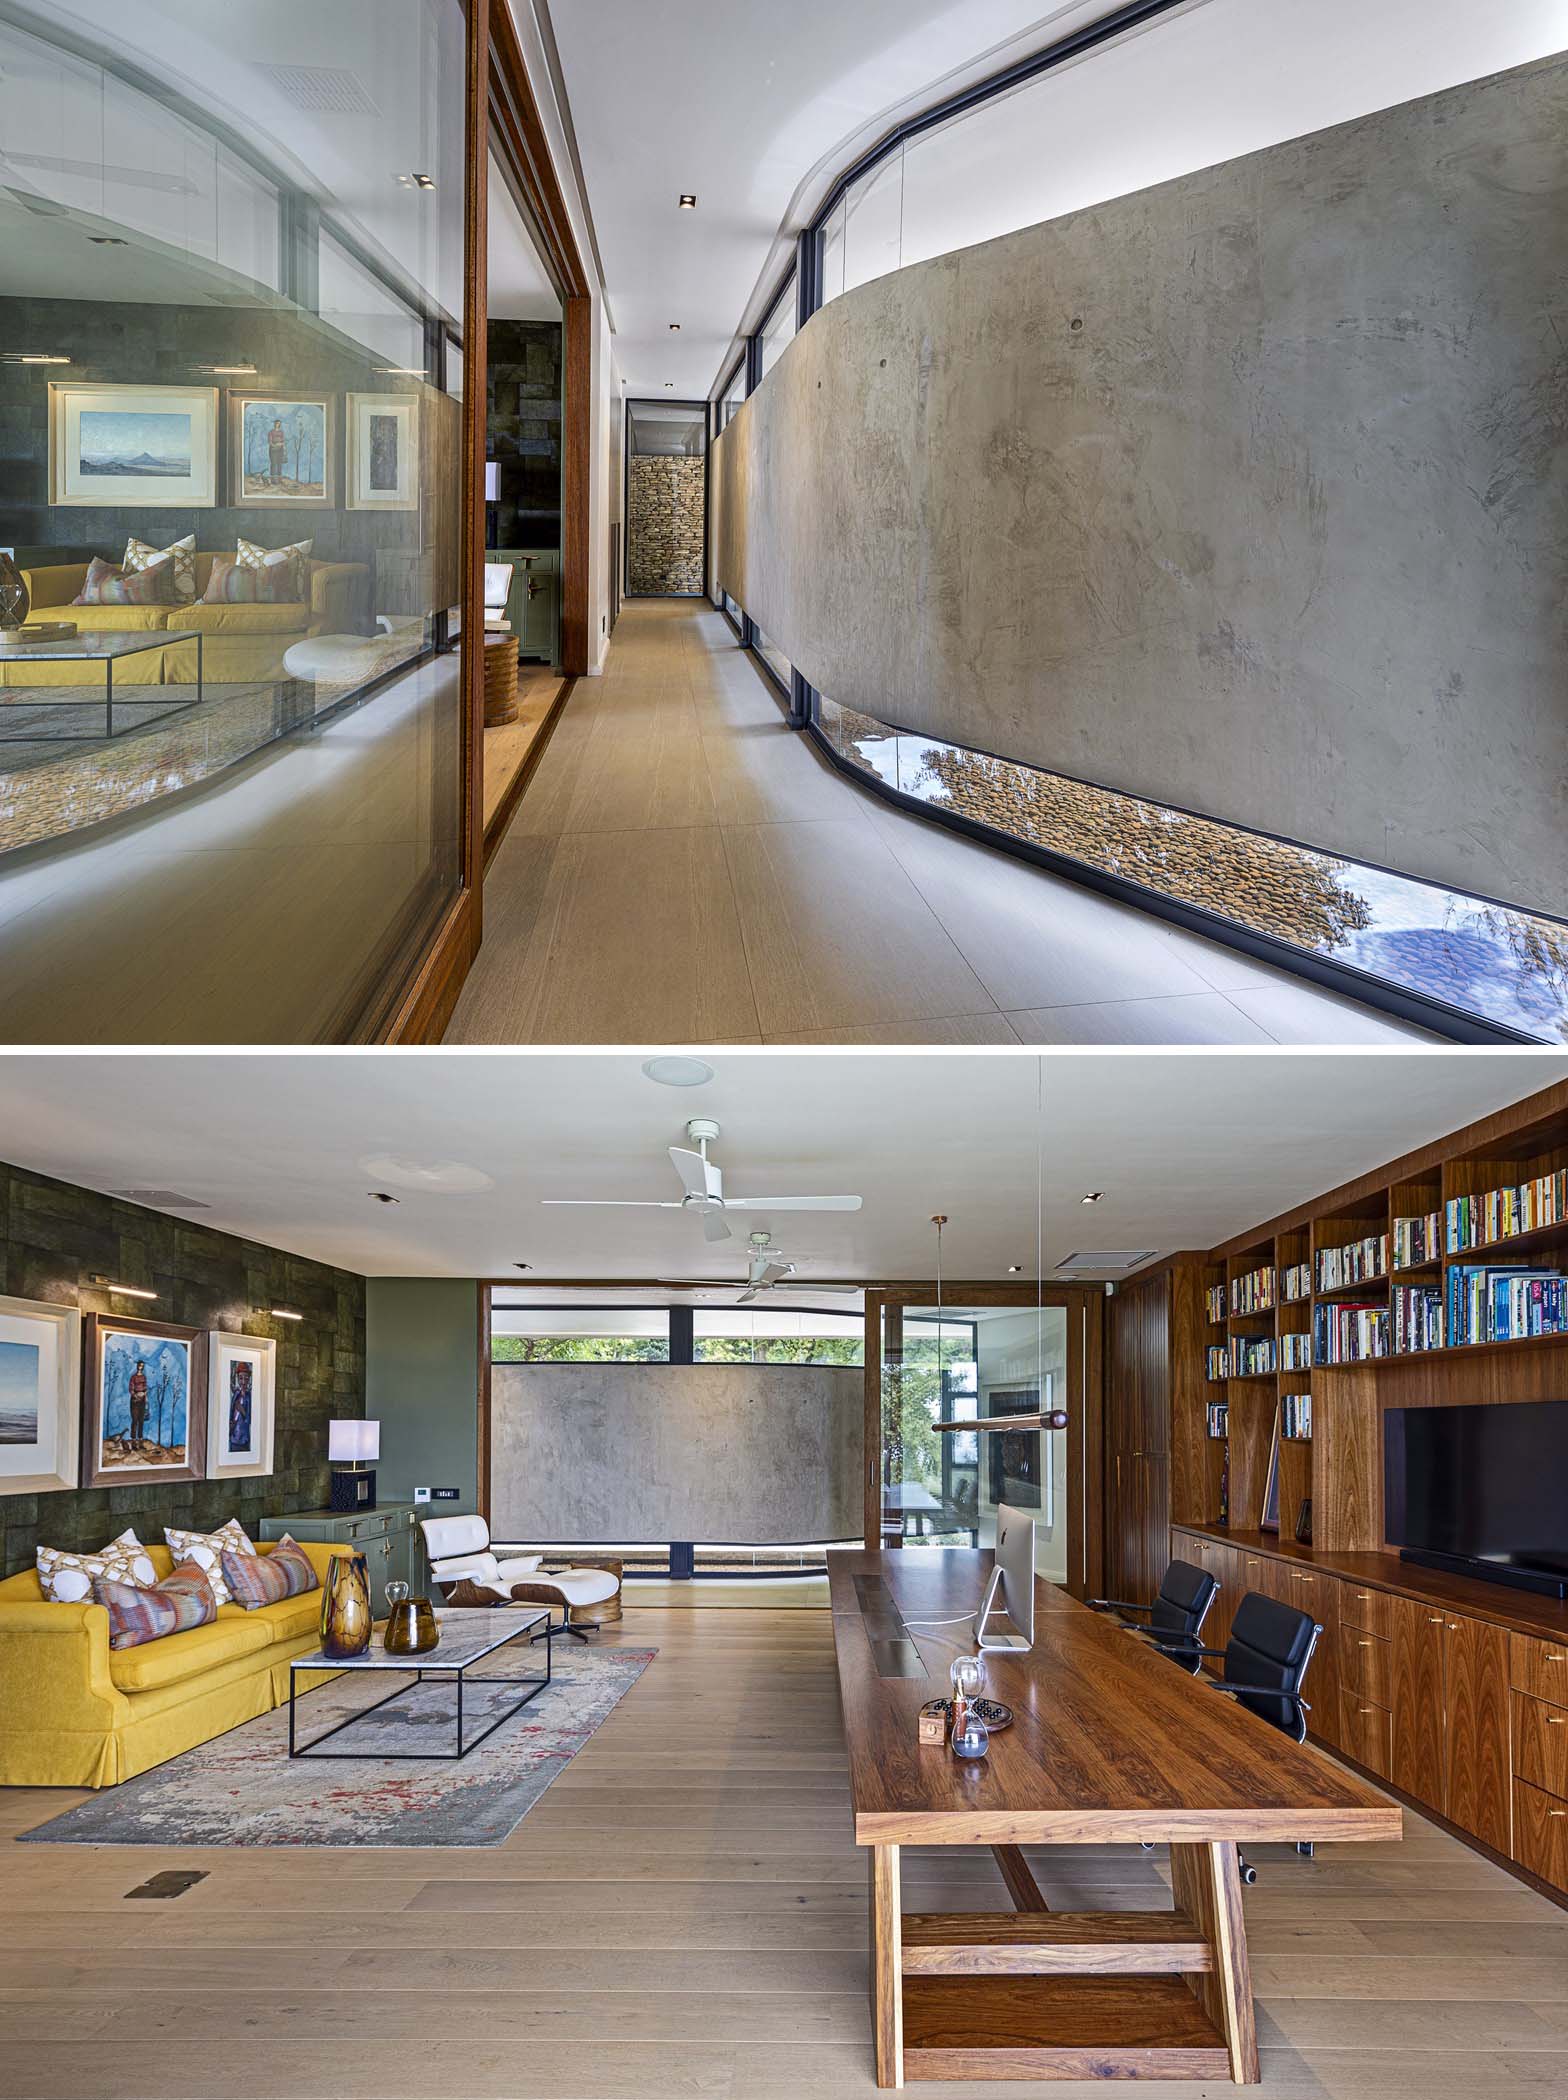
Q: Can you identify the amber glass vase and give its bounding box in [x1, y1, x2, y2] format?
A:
[319, 1551, 372, 1658]
[384, 1593, 440, 1655]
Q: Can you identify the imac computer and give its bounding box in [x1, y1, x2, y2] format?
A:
[977, 1503, 1036, 1653]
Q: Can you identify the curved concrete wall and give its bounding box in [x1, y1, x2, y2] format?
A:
[490, 1362, 863, 1544]
[713, 56, 1568, 914]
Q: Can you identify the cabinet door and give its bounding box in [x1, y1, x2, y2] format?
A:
[1390, 1595, 1447, 1814]
[1443, 1613, 1510, 1852]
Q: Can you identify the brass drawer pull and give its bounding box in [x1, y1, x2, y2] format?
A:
[1547, 1717, 1566, 1727]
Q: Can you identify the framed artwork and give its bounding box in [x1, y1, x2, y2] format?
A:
[49, 383, 219, 509]
[207, 1331, 276, 1480]
[346, 392, 420, 511]
[1260, 1402, 1282, 1533]
[0, 1294, 81, 1498]
[81, 1312, 207, 1489]
[231, 393, 335, 506]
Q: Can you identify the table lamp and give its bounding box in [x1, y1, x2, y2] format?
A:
[328, 1418, 380, 1512]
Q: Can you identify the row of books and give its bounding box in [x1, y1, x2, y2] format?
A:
[1447, 1170, 1568, 1252]
[1280, 1330, 1313, 1370]
[1447, 1264, 1568, 1346]
[1393, 1209, 1442, 1268]
[1206, 1345, 1229, 1382]
[1230, 1265, 1276, 1317]
[1282, 1261, 1311, 1303]
[1313, 1299, 1389, 1363]
[1392, 1284, 1444, 1354]
[1315, 1232, 1388, 1292]
[1231, 1336, 1276, 1377]
[1205, 1284, 1227, 1325]
[1281, 1392, 1312, 1439]
[1206, 1401, 1229, 1438]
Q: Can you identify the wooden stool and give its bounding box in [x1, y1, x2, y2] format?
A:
[483, 631, 519, 724]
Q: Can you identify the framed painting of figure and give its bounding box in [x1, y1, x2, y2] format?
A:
[0, 1295, 81, 1498]
[232, 393, 335, 506]
[206, 1331, 276, 1481]
[81, 1312, 206, 1489]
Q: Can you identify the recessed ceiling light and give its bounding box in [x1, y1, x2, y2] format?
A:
[641, 1056, 714, 1088]
[513, 1261, 531, 1271]
[396, 172, 436, 190]
[1081, 1191, 1104, 1205]
[359, 1155, 495, 1195]
[369, 1191, 401, 1205]
[669, 322, 681, 332]
[678, 194, 697, 210]
[1007, 1265, 1022, 1274]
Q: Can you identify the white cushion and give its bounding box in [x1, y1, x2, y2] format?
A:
[422, 1512, 489, 1560]
[493, 1554, 542, 1581]
[541, 1568, 619, 1607]
[428, 1548, 503, 1584]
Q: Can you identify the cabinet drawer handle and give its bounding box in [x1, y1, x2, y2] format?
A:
[1428, 1615, 1444, 1624]
[1551, 1811, 1567, 1820]
[1547, 1717, 1566, 1726]
[1358, 1639, 1371, 1647]
[1447, 1621, 1459, 1631]
[1360, 1707, 1374, 1715]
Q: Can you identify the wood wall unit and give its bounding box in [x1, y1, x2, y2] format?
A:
[1129, 1077, 1568, 1907]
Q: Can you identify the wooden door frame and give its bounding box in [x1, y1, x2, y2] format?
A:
[863, 1283, 1104, 1597]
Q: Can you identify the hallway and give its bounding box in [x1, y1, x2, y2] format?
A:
[446, 602, 1429, 1045]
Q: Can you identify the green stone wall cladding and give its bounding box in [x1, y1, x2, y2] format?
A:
[0, 1159, 365, 1578]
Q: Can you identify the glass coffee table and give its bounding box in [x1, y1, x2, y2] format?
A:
[288, 1607, 552, 1760]
[0, 628, 204, 738]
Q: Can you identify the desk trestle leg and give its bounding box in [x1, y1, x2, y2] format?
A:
[1169, 1840, 1260, 2083]
[871, 1843, 904, 2088]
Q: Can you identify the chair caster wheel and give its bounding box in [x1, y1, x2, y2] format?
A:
[1139, 1840, 1155, 1852]
[1240, 1864, 1258, 1885]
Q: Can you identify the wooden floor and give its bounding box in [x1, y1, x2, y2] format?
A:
[2, 1604, 1565, 2099]
[483, 667, 569, 840]
[445, 601, 1429, 1046]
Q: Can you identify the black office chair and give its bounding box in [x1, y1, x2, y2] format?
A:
[1184, 1591, 1323, 1884]
[1087, 1558, 1218, 1674]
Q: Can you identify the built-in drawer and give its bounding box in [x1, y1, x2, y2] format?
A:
[1339, 1584, 1393, 1641]
[1339, 1688, 1391, 1779]
[1341, 1628, 1393, 1709]
[1512, 1775, 1568, 1894]
[1511, 1633, 1568, 1704]
[1277, 1565, 1337, 1621]
[1512, 1690, 1568, 1803]
[1240, 1552, 1280, 1604]
[341, 1511, 396, 1542]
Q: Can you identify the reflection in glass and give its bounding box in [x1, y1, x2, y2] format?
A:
[693, 1309, 864, 1366]
[0, 1, 470, 1041]
[817, 696, 1568, 1042]
[757, 275, 798, 380]
[750, 624, 792, 695]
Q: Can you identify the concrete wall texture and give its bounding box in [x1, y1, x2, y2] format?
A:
[713, 56, 1568, 914]
[491, 1362, 863, 1544]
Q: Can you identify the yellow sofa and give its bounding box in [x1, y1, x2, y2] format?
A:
[5, 556, 370, 688]
[0, 1539, 349, 1789]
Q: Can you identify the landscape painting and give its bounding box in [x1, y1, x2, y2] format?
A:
[82, 1314, 206, 1488]
[346, 392, 419, 510]
[235, 394, 334, 505]
[0, 1338, 40, 1447]
[50, 384, 218, 508]
[0, 1295, 80, 1497]
[206, 1330, 275, 1479]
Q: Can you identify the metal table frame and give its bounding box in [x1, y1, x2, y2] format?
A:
[288, 1608, 551, 1761]
[0, 629, 204, 740]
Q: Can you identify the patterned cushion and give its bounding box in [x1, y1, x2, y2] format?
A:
[164, 1518, 256, 1607]
[201, 554, 299, 606]
[93, 1563, 216, 1648]
[223, 1535, 318, 1609]
[37, 1529, 158, 1604]
[72, 554, 176, 607]
[124, 532, 196, 604]
[236, 534, 312, 600]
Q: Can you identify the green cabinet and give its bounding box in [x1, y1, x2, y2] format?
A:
[491, 546, 559, 664]
[259, 1503, 429, 1605]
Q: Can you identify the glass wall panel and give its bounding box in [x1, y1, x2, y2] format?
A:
[840, 150, 905, 297]
[625, 400, 706, 595]
[881, 1303, 1069, 1582]
[694, 1309, 864, 1365]
[719, 362, 746, 430]
[757, 273, 797, 379]
[0, 0, 471, 1042]
[750, 623, 791, 694]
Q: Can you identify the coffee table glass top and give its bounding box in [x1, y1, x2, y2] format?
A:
[0, 629, 200, 662]
[290, 1606, 548, 1673]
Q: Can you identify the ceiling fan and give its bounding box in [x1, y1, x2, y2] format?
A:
[541, 1120, 863, 1245]
[657, 1232, 862, 1304]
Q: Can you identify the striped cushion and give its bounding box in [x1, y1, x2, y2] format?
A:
[72, 554, 176, 607]
[93, 1563, 216, 1648]
[223, 1535, 318, 1609]
[201, 555, 300, 605]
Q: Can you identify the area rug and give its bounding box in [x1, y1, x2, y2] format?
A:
[19, 1639, 654, 1849]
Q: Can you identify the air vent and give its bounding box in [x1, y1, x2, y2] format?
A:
[109, 1189, 211, 1210]
[1056, 1250, 1157, 1272]
[254, 62, 380, 115]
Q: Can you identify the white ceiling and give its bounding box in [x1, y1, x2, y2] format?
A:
[544, 0, 1568, 399]
[0, 1052, 1560, 1286]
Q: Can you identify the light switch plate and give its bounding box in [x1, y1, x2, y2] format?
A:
[413, 1486, 431, 1504]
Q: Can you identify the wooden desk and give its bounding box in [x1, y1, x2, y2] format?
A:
[831, 1550, 1399, 2086]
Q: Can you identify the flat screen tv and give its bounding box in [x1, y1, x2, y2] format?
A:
[1384, 1398, 1568, 1597]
